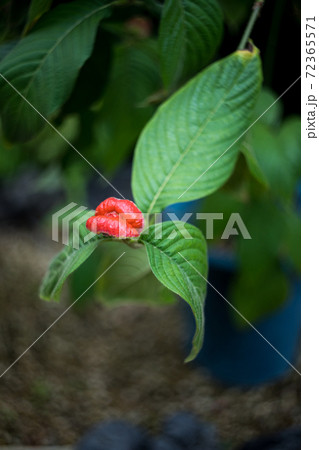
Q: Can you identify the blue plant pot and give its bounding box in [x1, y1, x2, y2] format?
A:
[162, 200, 202, 224]
[183, 252, 301, 386]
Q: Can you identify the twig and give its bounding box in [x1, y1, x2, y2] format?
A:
[238, 1, 265, 50]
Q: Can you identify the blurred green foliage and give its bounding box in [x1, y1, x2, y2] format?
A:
[201, 86, 300, 325]
[0, 0, 300, 327]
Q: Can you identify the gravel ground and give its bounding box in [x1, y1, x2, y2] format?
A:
[0, 228, 300, 448]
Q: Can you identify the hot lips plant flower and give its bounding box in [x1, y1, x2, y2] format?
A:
[38, 0, 262, 361]
[86, 197, 144, 238]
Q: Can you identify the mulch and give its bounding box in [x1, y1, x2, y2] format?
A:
[0, 228, 300, 448]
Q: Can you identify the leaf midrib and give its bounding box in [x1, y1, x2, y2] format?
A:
[175, 0, 187, 84]
[16, 1, 115, 106]
[146, 92, 225, 214]
[147, 61, 247, 214]
[143, 235, 203, 304]
[52, 240, 99, 298]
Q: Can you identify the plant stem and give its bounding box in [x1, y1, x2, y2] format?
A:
[123, 239, 144, 249]
[238, 1, 265, 50]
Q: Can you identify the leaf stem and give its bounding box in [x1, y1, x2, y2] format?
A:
[123, 239, 144, 249]
[238, 1, 265, 50]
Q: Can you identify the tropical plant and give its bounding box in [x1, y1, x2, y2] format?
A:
[0, 0, 299, 361]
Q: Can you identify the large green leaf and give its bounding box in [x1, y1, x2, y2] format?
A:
[159, 0, 223, 88]
[24, 0, 53, 33]
[230, 263, 289, 327]
[39, 211, 106, 301]
[96, 242, 175, 304]
[198, 190, 246, 239]
[278, 116, 301, 178]
[230, 198, 290, 326]
[132, 46, 262, 213]
[252, 87, 283, 128]
[61, 27, 111, 114]
[91, 40, 161, 173]
[139, 221, 208, 361]
[0, 41, 18, 63]
[242, 116, 301, 197]
[248, 122, 298, 201]
[0, 0, 114, 141]
[241, 141, 269, 188]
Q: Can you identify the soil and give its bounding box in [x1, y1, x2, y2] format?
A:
[0, 228, 300, 448]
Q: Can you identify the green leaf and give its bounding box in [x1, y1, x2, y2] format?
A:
[248, 122, 298, 200]
[241, 141, 269, 188]
[0, 122, 22, 177]
[24, 0, 53, 33]
[236, 199, 286, 270]
[281, 208, 301, 273]
[219, 0, 252, 30]
[0, 0, 114, 141]
[159, 0, 223, 88]
[230, 263, 289, 326]
[61, 27, 111, 114]
[242, 115, 300, 194]
[32, 115, 80, 163]
[132, 47, 262, 213]
[198, 189, 245, 239]
[39, 211, 105, 301]
[253, 87, 283, 128]
[0, 41, 18, 63]
[91, 40, 161, 173]
[96, 242, 175, 304]
[139, 221, 208, 361]
[278, 116, 301, 178]
[230, 198, 290, 325]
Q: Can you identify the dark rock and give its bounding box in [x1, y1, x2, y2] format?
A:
[76, 421, 150, 450]
[150, 436, 183, 450]
[238, 426, 301, 450]
[162, 412, 220, 450]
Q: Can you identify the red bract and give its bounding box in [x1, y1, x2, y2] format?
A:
[86, 197, 144, 238]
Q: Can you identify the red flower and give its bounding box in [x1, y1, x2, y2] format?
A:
[86, 197, 144, 238]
